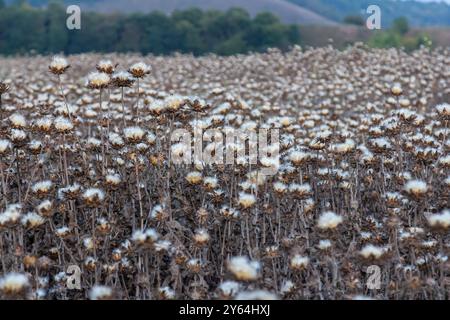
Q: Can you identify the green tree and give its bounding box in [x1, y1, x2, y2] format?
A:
[392, 17, 409, 35]
[46, 1, 68, 53]
[0, 6, 301, 56]
[214, 34, 247, 55]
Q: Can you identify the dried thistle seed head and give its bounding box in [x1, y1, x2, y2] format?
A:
[86, 71, 110, 89]
[193, 228, 210, 246]
[82, 188, 105, 206]
[264, 245, 279, 258]
[21, 212, 45, 229]
[174, 250, 188, 265]
[391, 83, 403, 96]
[23, 255, 37, 269]
[112, 71, 135, 88]
[128, 62, 151, 78]
[186, 171, 202, 185]
[84, 257, 97, 272]
[290, 254, 310, 270]
[317, 211, 343, 230]
[9, 113, 27, 129]
[58, 183, 81, 200]
[150, 204, 168, 221]
[217, 281, 240, 299]
[148, 101, 166, 116]
[359, 244, 389, 261]
[109, 132, 125, 149]
[158, 286, 175, 300]
[301, 198, 315, 214]
[89, 285, 113, 300]
[37, 256, 53, 270]
[83, 237, 96, 251]
[289, 150, 311, 166]
[55, 226, 71, 238]
[96, 60, 116, 74]
[96, 217, 112, 235]
[34, 117, 53, 133]
[404, 179, 428, 200]
[220, 206, 240, 220]
[0, 81, 9, 95]
[28, 140, 43, 155]
[164, 95, 186, 113]
[9, 129, 28, 145]
[280, 280, 296, 296]
[105, 173, 121, 188]
[227, 256, 260, 281]
[308, 138, 326, 151]
[49, 56, 70, 75]
[186, 258, 202, 273]
[111, 249, 122, 262]
[331, 139, 356, 155]
[237, 192, 256, 209]
[426, 210, 450, 231]
[203, 176, 218, 190]
[131, 228, 159, 247]
[54, 116, 73, 133]
[317, 239, 332, 251]
[189, 97, 209, 112]
[0, 273, 30, 296]
[235, 290, 278, 300]
[196, 207, 209, 224]
[0, 139, 11, 155]
[288, 183, 312, 199]
[369, 137, 392, 153]
[123, 126, 146, 143]
[436, 103, 450, 120]
[32, 180, 53, 197]
[149, 153, 165, 166]
[384, 192, 403, 208]
[171, 142, 189, 160]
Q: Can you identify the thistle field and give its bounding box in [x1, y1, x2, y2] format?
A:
[0, 45, 449, 300]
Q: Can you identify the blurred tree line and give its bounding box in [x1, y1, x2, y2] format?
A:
[0, 0, 301, 55]
[368, 17, 433, 51]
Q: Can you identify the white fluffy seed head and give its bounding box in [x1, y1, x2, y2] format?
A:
[317, 211, 343, 230]
[436, 103, 450, 118]
[49, 56, 70, 74]
[32, 180, 53, 194]
[290, 254, 309, 270]
[359, 244, 387, 259]
[9, 113, 27, 128]
[82, 188, 105, 204]
[427, 210, 450, 229]
[404, 179, 428, 197]
[0, 139, 11, 154]
[235, 290, 278, 300]
[54, 116, 73, 132]
[89, 285, 113, 300]
[218, 281, 240, 298]
[124, 126, 145, 141]
[227, 256, 260, 281]
[87, 72, 110, 89]
[186, 171, 202, 184]
[21, 212, 45, 229]
[238, 192, 256, 209]
[128, 62, 151, 78]
[0, 273, 30, 294]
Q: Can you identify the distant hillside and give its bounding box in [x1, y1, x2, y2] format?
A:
[4, 0, 335, 25]
[288, 0, 450, 27]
